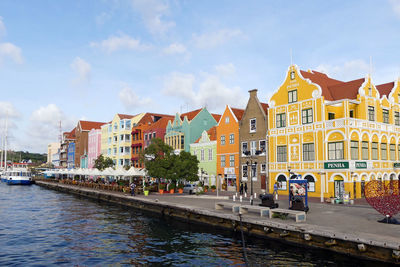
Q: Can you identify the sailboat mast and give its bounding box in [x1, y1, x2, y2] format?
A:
[0, 133, 3, 169]
[4, 117, 7, 171]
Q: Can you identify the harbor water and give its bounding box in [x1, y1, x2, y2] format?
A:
[0, 183, 384, 266]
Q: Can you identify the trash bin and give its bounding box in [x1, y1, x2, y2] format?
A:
[259, 193, 279, 208]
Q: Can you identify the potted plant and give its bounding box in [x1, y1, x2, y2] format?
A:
[144, 186, 150, 196]
[211, 185, 216, 192]
[204, 185, 209, 192]
[177, 183, 184, 194]
[168, 183, 176, 194]
[159, 183, 166, 194]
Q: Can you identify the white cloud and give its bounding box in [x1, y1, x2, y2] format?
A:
[70, 57, 91, 84]
[0, 16, 6, 38]
[390, 0, 400, 17]
[90, 33, 151, 53]
[163, 64, 247, 111]
[163, 43, 186, 54]
[315, 59, 370, 81]
[130, 0, 175, 35]
[215, 63, 236, 77]
[0, 101, 20, 119]
[25, 104, 75, 152]
[0, 42, 23, 64]
[192, 29, 244, 49]
[119, 85, 153, 110]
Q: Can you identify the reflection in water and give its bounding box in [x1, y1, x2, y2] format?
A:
[0, 183, 383, 266]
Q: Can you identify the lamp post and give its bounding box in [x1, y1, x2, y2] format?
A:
[244, 150, 261, 205]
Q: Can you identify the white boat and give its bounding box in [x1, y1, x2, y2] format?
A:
[3, 168, 33, 185]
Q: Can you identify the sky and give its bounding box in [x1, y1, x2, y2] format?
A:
[1, 0, 400, 153]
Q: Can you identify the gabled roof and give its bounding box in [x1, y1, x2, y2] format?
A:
[79, 120, 106, 131]
[376, 82, 395, 98]
[64, 128, 76, 140]
[144, 116, 174, 131]
[211, 114, 221, 122]
[231, 107, 244, 121]
[194, 126, 217, 143]
[300, 70, 343, 101]
[180, 108, 202, 121]
[117, 113, 134, 120]
[328, 78, 365, 100]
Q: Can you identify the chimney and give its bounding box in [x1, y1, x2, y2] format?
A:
[248, 89, 258, 97]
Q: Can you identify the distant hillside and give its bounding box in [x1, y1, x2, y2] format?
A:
[4, 150, 47, 164]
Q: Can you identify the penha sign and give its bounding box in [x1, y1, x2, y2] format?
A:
[324, 161, 349, 169]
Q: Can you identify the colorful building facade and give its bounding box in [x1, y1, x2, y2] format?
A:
[88, 128, 101, 169]
[165, 108, 220, 153]
[101, 114, 142, 168]
[131, 113, 174, 168]
[75, 120, 105, 168]
[216, 106, 244, 191]
[239, 89, 269, 195]
[190, 127, 217, 186]
[268, 65, 400, 200]
[67, 142, 75, 169]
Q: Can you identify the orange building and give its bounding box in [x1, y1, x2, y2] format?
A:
[216, 105, 244, 191]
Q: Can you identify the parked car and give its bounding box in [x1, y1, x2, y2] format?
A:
[183, 184, 199, 194]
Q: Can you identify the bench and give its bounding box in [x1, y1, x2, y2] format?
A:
[239, 205, 270, 217]
[269, 208, 306, 223]
[215, 202, 241, 213]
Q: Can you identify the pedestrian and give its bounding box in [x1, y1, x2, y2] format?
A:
[130, 182, 136, 196]
[240, 182, 243, 195]
[244, 183, 248, 194]
[273, 182, 279, 200]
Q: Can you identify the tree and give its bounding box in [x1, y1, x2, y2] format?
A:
[94, 154, 114, 170]
[140, 138, 174, 180]
[140, 138, 199, 183]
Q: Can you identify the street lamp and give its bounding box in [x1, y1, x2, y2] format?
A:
[244, 150, 261, 205]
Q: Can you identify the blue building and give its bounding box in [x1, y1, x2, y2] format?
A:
[67, 142, 75, 169]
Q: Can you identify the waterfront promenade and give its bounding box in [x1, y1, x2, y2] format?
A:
[37, 181, 400, 245]
[35, 181, 400, 263]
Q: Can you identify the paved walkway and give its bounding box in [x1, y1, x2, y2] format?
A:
[133, 190, 400, 244]
[37, 182, 400, 247]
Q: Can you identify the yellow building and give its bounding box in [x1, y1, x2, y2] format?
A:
[268, 65, 400, 200]
[101, 113, 145, 168]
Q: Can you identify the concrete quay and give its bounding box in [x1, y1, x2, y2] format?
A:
[35, 181, 400, 264]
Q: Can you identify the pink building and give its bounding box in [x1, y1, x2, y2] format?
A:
[88, 128, 101, 169]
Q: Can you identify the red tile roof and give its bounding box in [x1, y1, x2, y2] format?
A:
[260, 103, 269, 114]
[65, 128, 76, 139]
[79, 120, 106, 131]
[180, 108, 202, 121]
[211, 113, 221, 122]
[145, 117, 173, 131]
[300, 70, 369, 101]
[376, 82, 395, 98]
[328, 78, 365, 100]
[117, 113, 134, 120]
[231, 107, 244, 121]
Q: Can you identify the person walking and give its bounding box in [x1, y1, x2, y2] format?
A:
[273, 182, 279, 200]
[130, 182, 136, 196]
[244, 183, 248, 194]
[239, 182, 244, 195]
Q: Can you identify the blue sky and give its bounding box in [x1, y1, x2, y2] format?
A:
[1, 0, 400, 153]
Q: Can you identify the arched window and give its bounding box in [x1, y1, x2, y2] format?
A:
[277, 175, 287, 190]
[305, 175, 315, 192]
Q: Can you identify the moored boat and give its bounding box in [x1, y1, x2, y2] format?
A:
[4, 169, 33, 185]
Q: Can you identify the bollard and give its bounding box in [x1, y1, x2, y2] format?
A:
[254, 193, 257, 199]
[244, 193, 247, 198]
[233, 195, 236, 202]
[235, 192, 238, 197]
[240, 196, 242, 202]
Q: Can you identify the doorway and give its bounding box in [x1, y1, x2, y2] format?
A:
[334, 179, 344, 199]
